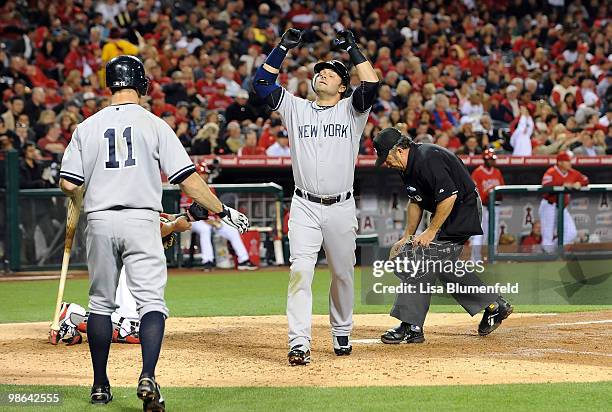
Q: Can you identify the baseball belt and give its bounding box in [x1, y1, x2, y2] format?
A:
[294, 188, 352, 205]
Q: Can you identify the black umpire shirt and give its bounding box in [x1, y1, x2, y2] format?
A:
[400, 142, 483, 242]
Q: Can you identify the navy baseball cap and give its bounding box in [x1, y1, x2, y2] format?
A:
[373, 127, 403, 167]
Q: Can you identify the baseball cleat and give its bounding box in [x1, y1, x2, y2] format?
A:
[381, 322, 425, 344]
[288, 346, 311, 366]
[237, 260, 258, 271]
[137, 375, 165, 412]
[478, 297, 513, 336]
[332, 335, 352, 356]
[90, 383, 113, 404]
[202, 261, 214, 272]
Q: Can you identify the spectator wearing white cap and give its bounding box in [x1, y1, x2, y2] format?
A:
[503, 85, 520, 118]
[225, 89, 258, 125]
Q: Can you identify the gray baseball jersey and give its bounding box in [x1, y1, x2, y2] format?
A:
[272, 87, 370, 352]
[60, 103, 196, 213]
[59, 102, 196, 318]
[273, 88, 369, 196]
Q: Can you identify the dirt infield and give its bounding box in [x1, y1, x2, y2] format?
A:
[0, 312, 611, 387]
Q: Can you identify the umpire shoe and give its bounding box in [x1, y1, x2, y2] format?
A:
[288, 345, 311, 366]
[479, 297, 513, 336]
[90, 383, 113, 404]
[381, 322, 425, 344]
[137, 374, 165, 412]
[333, 335, 352, 356]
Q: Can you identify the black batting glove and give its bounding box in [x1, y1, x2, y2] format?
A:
[279, 29, 302, 50]
[333, 30, 357, 51]
[334, 30, 367, 65]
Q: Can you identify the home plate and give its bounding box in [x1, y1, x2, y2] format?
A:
[352, 338, 382, 344]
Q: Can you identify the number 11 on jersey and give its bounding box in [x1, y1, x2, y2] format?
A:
[104, 127, 136, 169]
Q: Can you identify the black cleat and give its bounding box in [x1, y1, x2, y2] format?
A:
[137, 375, 165, 412]
[237, 260, 258, 271]
[288, 345, 311, 366]
[381, 322, 425, 344]
[202, 261, 214, 272]
[479, 297, 514, 336]
[90, 383, 113, 404]
[333, 335, 352, 356]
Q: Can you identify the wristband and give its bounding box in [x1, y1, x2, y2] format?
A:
[265, 47, 288, 70]
[347, 45, 367, 65]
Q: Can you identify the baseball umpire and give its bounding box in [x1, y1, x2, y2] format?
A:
[253, 29, 379, 365]
[59, 55, 249, 410]
[372, 127, 513, 344]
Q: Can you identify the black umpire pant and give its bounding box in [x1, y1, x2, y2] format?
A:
[390, 198, 499, 328]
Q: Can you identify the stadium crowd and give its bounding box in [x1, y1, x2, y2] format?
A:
[0, 0, 611, 185]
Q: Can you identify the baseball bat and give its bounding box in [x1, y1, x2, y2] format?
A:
[49, 190, 84, 345]
[273, 200, 285, 265]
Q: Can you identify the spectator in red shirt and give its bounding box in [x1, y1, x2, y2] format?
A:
[59, 113, 77, 142]
[81, 92, 98, 119]
[37, 123, 67, 156]
[150, 90, 176, 117]
[196, 67, 219, 97]
[258, 118, 283, 150]
[520, 221, 542, 253]
[238, 129, 265, 156]
[207, 84, 233, 111]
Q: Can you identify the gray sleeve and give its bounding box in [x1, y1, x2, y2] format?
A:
[59, 127, 85, 186]
[157, 120, 196, 184]
[273, 87, 302, 120]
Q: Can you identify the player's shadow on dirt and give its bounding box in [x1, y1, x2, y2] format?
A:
[167, 329, 289, 365]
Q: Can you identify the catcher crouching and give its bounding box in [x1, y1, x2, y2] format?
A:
[56, 203, 211, 345]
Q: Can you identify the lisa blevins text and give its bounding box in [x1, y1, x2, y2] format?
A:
[371, 283, 520, 295]
[372, 258, 486, 278]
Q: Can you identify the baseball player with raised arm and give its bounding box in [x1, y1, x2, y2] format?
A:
[539, 151, 589, 253]
[470, 148, 505, 261]
[253, 29, 379, 365]
[59, 55, 248, 410]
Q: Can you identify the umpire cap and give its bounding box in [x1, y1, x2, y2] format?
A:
[373, 127, 404, 167]
[313, 60, 350, 97]
[106, 55, 149, 96]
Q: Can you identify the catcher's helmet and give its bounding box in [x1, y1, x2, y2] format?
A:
[106, 55, 149, 96]
[196, 161, 212, 175]
[483, 147, 497, 161]
[312, 60, 351, 97]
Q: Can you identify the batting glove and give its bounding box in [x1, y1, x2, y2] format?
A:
[279, 29, 302, 50]
[218, 205, 250, 234]
[333, 30, 357, 51]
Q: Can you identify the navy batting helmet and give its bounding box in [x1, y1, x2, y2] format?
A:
[312, 60, 351, 97]
[106, 55, 149, 96]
